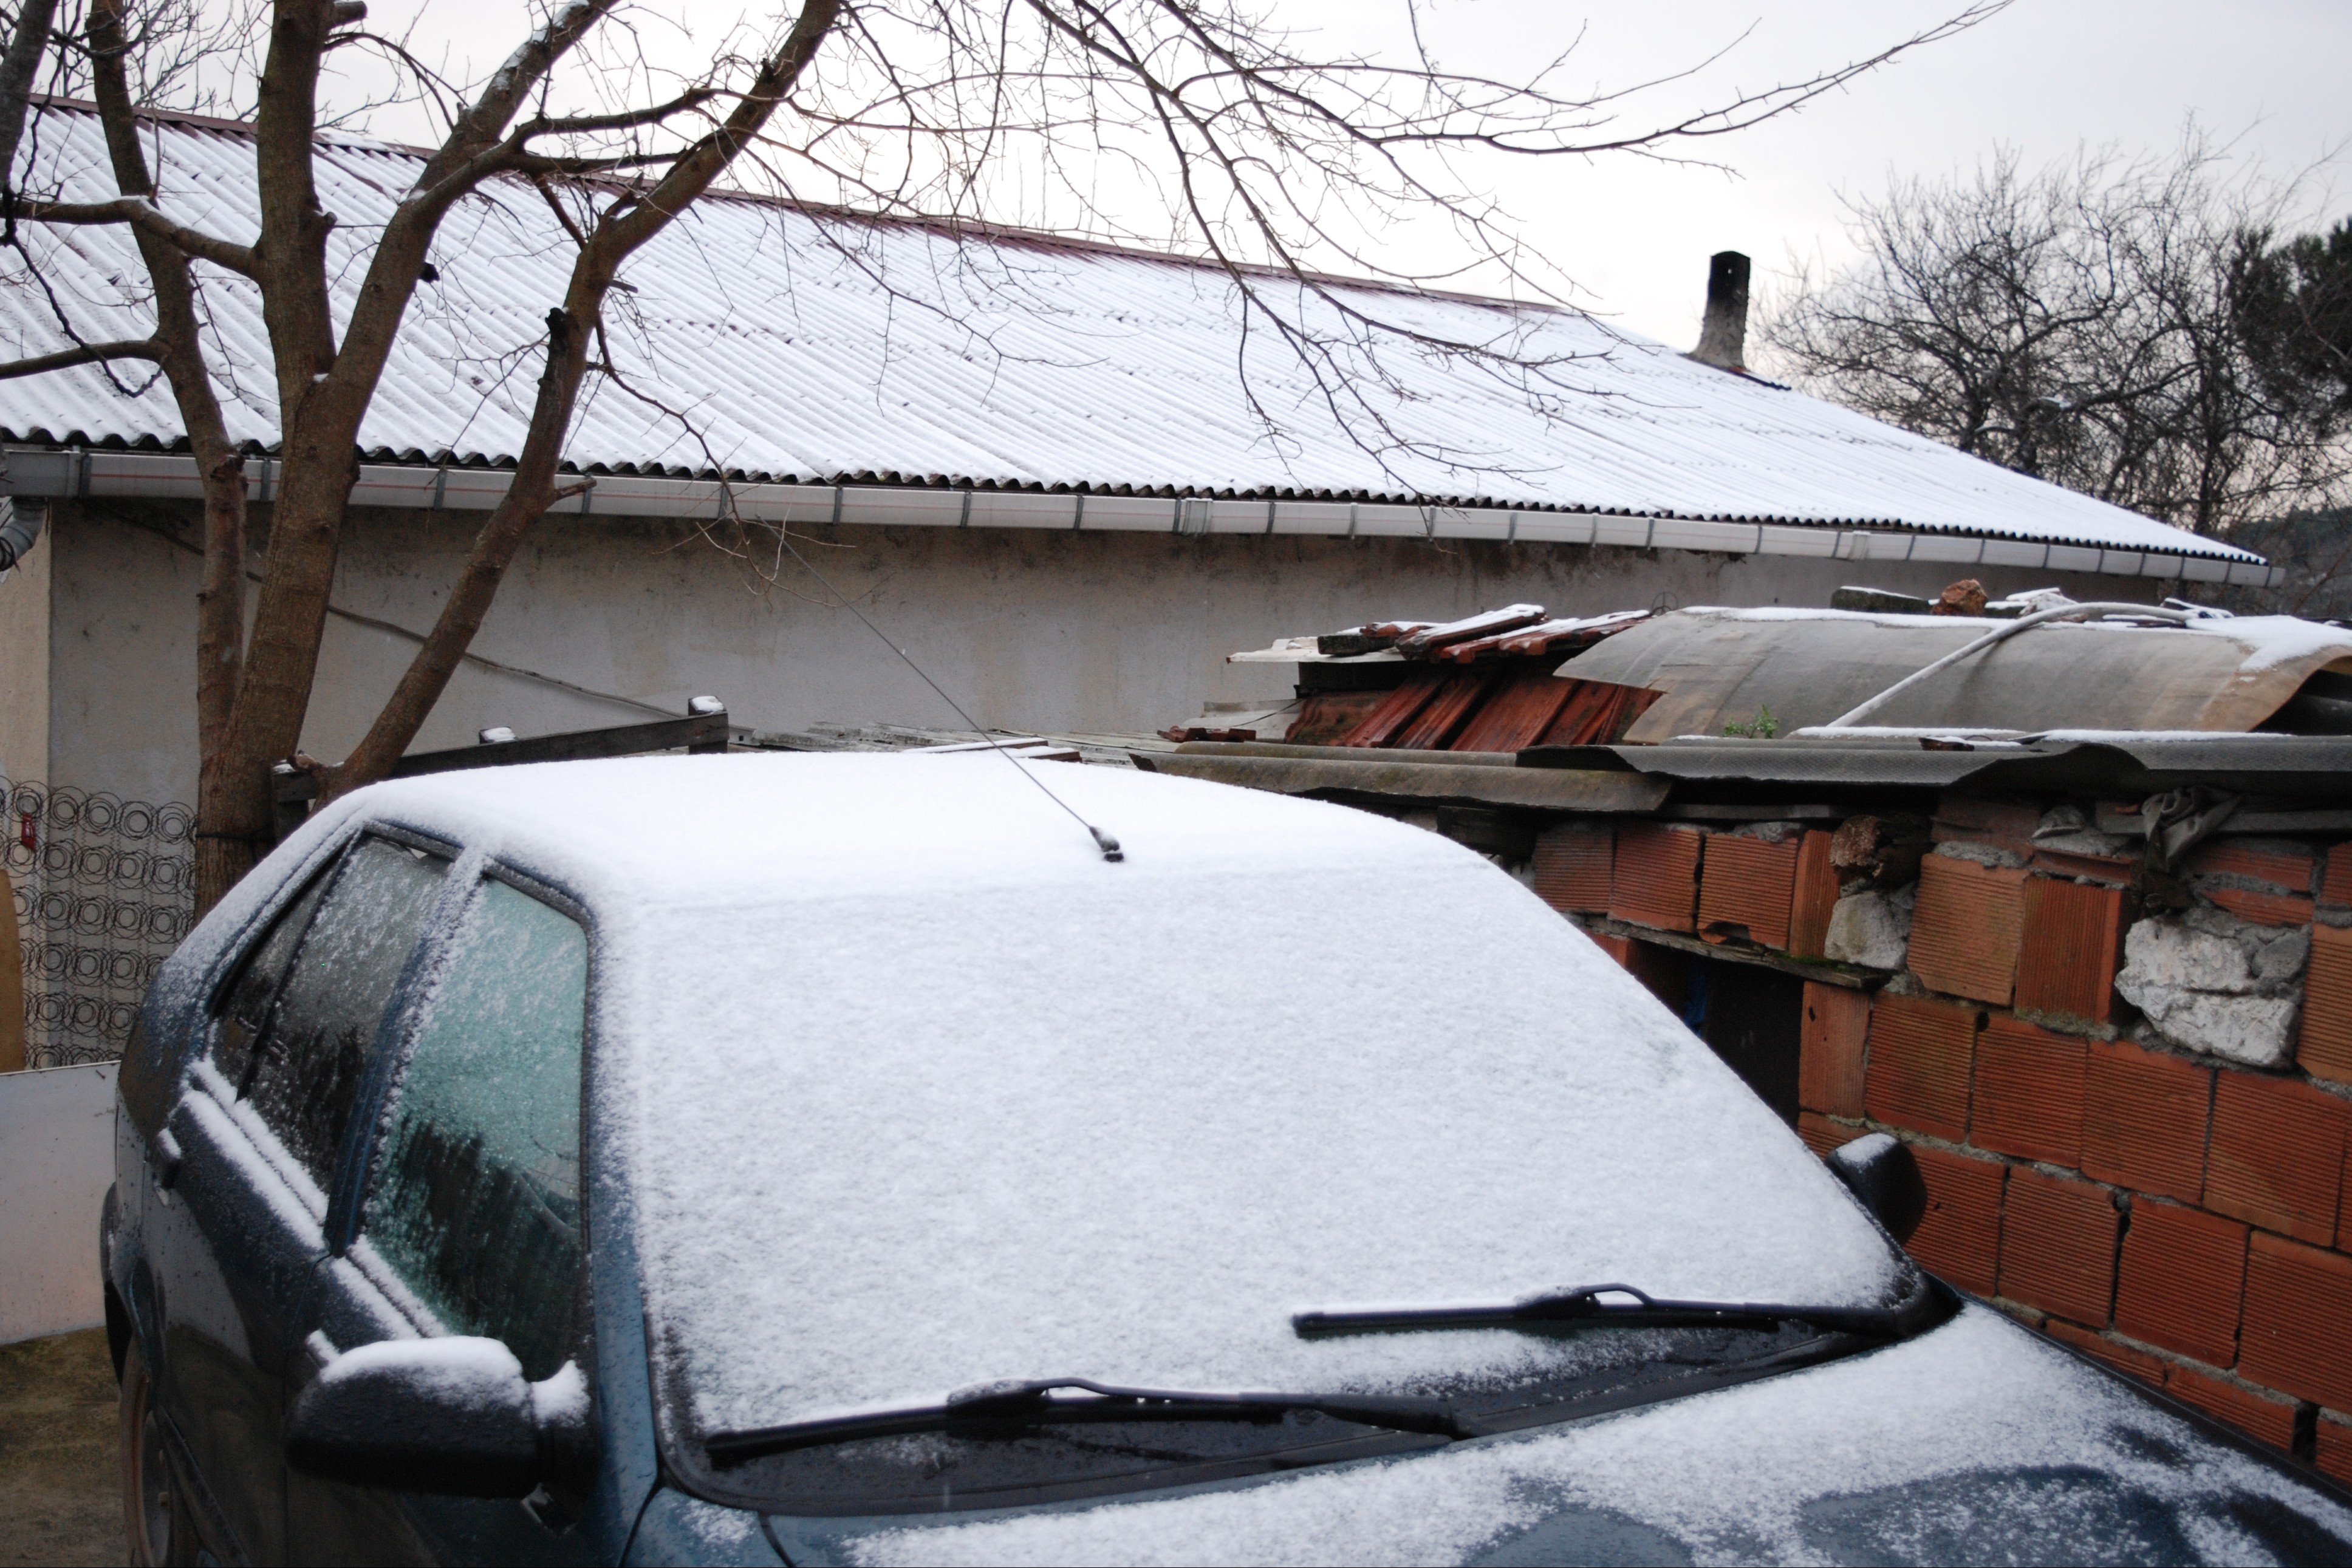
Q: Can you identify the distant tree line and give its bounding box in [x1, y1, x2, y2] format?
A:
[1760, 141, 2352, 613]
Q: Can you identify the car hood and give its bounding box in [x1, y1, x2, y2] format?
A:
[759, 1309, 2352, 1567]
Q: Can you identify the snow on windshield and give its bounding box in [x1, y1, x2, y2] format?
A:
[338, 754, 1902, 1438]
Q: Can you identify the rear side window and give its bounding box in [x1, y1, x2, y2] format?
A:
[244, 837, 448, 1185]
[363, 878, 589, 1380]
[213, 869, 333, 1094]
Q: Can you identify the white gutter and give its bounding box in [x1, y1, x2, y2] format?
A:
[5, 445, 2284, 588]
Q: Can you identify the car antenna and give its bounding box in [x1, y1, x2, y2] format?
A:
[770, 525, 1122, 863]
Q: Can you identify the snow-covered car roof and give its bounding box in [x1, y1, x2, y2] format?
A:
[275, 752, 1904, 1441]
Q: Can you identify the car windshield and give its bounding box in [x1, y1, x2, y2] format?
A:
[362, 755, 1918, 1511]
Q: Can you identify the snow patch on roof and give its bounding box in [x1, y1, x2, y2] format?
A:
[0, 103, 2260, 561]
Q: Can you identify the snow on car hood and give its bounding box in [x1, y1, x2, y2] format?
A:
[774, 1309, 2352, 1566]
[331, 753, 1904, 1438]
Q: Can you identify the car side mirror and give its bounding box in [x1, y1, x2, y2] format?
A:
[1827, 1133, 1927, 1244]
[285, 1337, 591, 1498]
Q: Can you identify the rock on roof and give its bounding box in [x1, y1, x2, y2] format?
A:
[0, 101, 2260, 564]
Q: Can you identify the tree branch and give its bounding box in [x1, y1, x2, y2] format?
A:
[0, 336, 160, 377]
[16, 195, 258, 274]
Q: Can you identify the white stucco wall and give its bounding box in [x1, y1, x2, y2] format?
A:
[0, 1060, 116, 1342]
[46, 500, 2157, 806]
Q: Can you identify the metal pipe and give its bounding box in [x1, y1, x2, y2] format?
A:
[1822, 602, 2195, 729]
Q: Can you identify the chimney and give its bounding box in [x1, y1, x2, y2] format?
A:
[1689, 250, 1749, 371]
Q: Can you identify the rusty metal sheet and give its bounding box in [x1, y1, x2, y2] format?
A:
[1558, 608, 2352, 740]
[1130, 754, 1669, 814]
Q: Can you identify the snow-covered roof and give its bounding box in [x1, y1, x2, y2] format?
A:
[0, 101, 2260, 565]
[236, 751, 1902, 1439]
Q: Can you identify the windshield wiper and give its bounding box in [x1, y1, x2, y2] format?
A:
[706, 1377, 1472, 1467]
[1293, 1271, 1945, 1341]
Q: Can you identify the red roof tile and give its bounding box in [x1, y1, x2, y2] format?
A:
[1449, 674, 1576, 753]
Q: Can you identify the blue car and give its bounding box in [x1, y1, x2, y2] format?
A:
[104, 753, 2352, 1564]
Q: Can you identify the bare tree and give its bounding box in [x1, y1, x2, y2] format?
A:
[1759, 140, 2350, 546]
[0, 0, 1999, 911]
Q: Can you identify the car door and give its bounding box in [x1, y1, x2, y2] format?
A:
[154, 830, 451, 1564]
[287, 862, 601, 1566]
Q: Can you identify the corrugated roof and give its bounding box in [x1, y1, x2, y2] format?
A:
[1559, 608, 2352, 738]
[0, 101, 2260, 564]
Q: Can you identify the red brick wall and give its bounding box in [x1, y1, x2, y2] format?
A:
[1804, 990, 2352, 1473]
[1575, 812, 2352, 1482]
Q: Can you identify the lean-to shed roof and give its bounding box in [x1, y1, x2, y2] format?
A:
[0, 101, 2261, 567]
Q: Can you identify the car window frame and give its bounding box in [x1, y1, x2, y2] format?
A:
[331, 853, 602, 1385]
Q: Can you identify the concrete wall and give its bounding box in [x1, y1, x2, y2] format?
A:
[0, 1061, 115, 1343]
[0, 505, 48, 785]
[46, 499, 2158, 805]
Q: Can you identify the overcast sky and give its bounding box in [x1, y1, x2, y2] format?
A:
[1305, 0, 2350, 351]
[358, 0, 2347, 355]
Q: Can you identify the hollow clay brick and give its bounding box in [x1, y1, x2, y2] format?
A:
[1998, 1167, 2122, 1326]
[1799, 981, 1871, 1117]
[1609, 823, 1703, 933]
[2299, 922, 2352, 1089]
[1698, 832, 1799, 950]
[1906, 1144, 2006, 1297]
[1788, 830, 1840, 961]
[2014, 876, 2126, 1023]
[2081, 1039, 2211, 1205]
[2114, 1200, 2248, 1368]
[2323, 845, 2352, 909]
[1970, 1015, 2087, 1166]
[2206, 1071, 2348, 1244]
[2319, 1416, 2352, 1488]
[1797, 1111, 1859, 1159]
[1865, 992, 1979, 1143]
[2040, 1317, 2166, 1388]
[2166, 1364, 2300, 1451]
[2184, 841, 2316, 893]
[1584, 930, 1633, 969]
[2240, 1232, 2352, 1413]
[2239, 1241, 2352, 1420]
[1909, 854, 2029, 1005]
[1531, 824, 1615, 915]
[2202, 887, 2316, 929]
